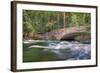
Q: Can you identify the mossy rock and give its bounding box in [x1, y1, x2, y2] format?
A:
[74, 32, 90, 42]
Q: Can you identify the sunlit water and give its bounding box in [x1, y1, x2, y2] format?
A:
[23, 40, 91, 62]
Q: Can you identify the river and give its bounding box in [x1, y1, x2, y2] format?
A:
[23, 40, 91, 62]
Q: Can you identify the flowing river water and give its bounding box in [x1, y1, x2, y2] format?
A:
[23, 40, 91, 62]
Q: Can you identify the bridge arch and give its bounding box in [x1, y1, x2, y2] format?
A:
[59, 31, 90, 41]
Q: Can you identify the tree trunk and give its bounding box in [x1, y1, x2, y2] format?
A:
[57, 13, 60, 26]
[63, 12, 66, 28]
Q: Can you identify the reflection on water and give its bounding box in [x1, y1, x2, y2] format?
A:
[23, 40, 91, 62]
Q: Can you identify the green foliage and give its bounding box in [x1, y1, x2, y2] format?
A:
[23, 10, 91, 35]
[68, 13, 91, 27]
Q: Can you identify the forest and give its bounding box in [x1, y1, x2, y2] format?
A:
[23, 10, 91, 41]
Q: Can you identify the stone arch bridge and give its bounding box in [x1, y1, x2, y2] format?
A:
[34, 26, 89, 41]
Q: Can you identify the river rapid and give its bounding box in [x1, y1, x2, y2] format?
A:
[23, 40, 91, 62]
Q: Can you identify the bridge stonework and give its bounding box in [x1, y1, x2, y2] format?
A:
[44, 26, 88, 40]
